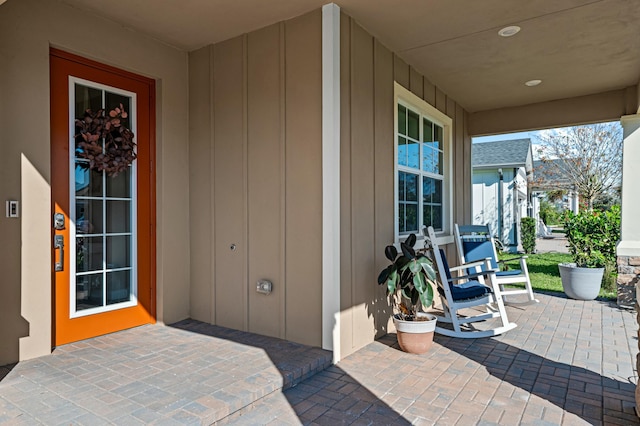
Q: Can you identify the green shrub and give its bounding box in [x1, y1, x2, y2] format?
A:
[562, 205, 621, 269]
[521, 217, 536, 254]
[539, 200, 560, 225]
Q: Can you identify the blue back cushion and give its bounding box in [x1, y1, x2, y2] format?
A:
[439, 249, 452, 281]
[462, 239, 499, 270]
[438, 249, 492, 301]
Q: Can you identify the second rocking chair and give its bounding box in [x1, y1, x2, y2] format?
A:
[454, 224, 539, 306]
[424, 226, 517, 338]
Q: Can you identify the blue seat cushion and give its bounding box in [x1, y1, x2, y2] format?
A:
[496, 269, 522, 277]
[438, 249, 493, 301]
[450, 280, 493, 301]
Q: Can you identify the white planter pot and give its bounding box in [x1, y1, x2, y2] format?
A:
[558, 263, 604, 300]
[393, 312, 437, 354]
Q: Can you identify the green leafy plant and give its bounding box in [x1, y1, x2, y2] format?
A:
[521, 217, 537, 254]
[539, 200, 560, 225]
[562, 205, 621, 268]
[377, 234, 436, 320]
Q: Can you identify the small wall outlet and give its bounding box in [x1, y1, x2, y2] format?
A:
[6, 200, 19, 218]
[256, 280, 273, 295]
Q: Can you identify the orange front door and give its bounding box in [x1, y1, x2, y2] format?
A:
[50, 49, 156, 346]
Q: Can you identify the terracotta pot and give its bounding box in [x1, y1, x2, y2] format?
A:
[393, 312, 437, 354]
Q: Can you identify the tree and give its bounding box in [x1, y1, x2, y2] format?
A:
[535, 122, 622, 211]
[539, 199, 560, 225]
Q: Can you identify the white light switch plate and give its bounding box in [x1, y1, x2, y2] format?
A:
[6, 200, 19, 218]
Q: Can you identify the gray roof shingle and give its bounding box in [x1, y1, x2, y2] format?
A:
[472, 139, 532, 168]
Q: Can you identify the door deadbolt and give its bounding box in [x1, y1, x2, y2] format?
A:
[53, 213, 65, 230]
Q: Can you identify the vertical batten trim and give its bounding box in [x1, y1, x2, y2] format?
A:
[242, 34, 249, 330]
[279, 22, 287, 339]
[322, 3, 341, 362]
[210, 46, 217, 325]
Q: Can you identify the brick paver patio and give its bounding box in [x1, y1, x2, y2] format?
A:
[0, 292, 637, 425]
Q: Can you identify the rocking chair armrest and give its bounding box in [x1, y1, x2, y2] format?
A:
[448, 258, 495, 273]
[447, 268, 497, 284]
[447, 257, 498, 284]
[498, 255, 528, 264]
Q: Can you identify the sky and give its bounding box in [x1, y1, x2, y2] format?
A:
[473, 131, 540, 144]
[472, 121, 622, 161]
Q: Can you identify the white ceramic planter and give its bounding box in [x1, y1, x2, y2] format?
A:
[558, 263, 604, 300]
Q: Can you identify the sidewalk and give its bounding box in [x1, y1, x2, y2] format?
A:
[536, 234, 569, 254]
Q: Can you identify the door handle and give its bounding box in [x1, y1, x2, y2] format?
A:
[54, 235, 64, 272]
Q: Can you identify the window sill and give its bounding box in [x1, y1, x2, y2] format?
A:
[395, 233, 453, 249]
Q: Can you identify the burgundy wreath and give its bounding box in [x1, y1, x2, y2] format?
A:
[75, 104, 136, 176]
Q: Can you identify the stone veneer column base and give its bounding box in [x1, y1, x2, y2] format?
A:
[617, 255, 640, 307]
[636, 300, 640, 417]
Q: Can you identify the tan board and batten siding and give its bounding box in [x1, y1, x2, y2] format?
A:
[189, 9, 471, 359]
[0, 0, 190, 365]
[188, 10, 322, 347]
[339, 14, 471, 358]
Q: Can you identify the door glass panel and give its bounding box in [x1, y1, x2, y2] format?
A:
[76, 274, 103, 311]
[76, 236, 103, 272]
[75, 84, 102, 120]
[71, 81, 136, 316]
[75, 200, 103, 234]
[107, 271, 131, 305]
[106, 201, 131, 233]
[106, 167, 131, 198]
[75, 162, 103, 197]
[107, 236, 131, 268]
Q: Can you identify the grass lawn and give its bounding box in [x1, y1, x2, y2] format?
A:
[499, 252, 617, 300]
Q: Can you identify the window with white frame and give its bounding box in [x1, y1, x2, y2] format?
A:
[395, 83, 452, 241]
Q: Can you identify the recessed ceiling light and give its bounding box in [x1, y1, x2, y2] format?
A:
[498, 26, 521, 37]
[525, 79, 542, 87]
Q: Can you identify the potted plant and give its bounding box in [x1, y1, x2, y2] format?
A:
[377, 233, 437, 354]
[559, 207, 620, 300]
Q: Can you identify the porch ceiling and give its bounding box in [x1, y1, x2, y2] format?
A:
[56, 0, 640, 113]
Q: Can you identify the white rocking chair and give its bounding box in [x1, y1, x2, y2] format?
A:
[424, 226, 517, 338]
[454, 224, 538, 305]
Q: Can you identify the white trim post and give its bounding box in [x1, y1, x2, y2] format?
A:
[322, 3, 341, 363]
[617, 114, 640, 306]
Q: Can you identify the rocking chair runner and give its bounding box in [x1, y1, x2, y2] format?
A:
[454, 224, 539, 305]
[424, 226, 517, 338]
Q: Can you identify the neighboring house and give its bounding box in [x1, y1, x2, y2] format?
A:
[472, 139, 533, 252]
[2, 0, 640, 367]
